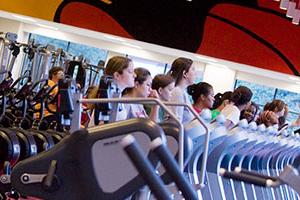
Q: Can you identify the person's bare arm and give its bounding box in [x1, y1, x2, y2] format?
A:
[148, 90, 159, 122]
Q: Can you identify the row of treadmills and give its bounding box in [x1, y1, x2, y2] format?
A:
[1, 109, 300, 200]
[185, 110, 300, 200]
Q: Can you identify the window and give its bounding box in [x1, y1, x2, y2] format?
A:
[235, 79, 300, 124]
[129, 56, 167, 77]
[235, 79, 276, 107]
[275, 89, 300, 123]
[29, 34, 69, 50]
[28, 33, 108, 88]
[287, 112, 299, 125]
[67, 42, 107, 66]
[68, 42, 108, 87]
[275, 90, 300, 113]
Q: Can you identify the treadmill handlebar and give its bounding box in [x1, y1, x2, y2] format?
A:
[121, 135, 172, 200]
[219, 168, 272, 187]
[150, 138, 198, 200]
[234, 167, 278, 182]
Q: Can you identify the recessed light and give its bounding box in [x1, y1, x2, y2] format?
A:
[289, 76, 299, 81]
[207, 62, 229, 69]
[101, 0, 112, 4]
[122, 42, 142, 49]
[103, 35, 126, 42]
[279, 6, 287, 10]
[12, 14, 37, 22]
[195, 55, 218, 62]
[36, 23, 58, 30]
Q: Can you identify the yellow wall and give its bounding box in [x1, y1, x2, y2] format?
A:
[0, 0, 62, 21]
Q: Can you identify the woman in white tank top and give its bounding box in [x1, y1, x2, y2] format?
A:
[88, 56, 136, 126]
[167, 57, 197, 125]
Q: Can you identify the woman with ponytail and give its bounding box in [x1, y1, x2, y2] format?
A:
[264, 100, 300, 131]
[187, 82, 215, 114]
[89, 56, 136, 126]
[211, 91, 233, 120]
[263, 99, 285, 118]
[221, 86, 253, 129]
[168, 57, 197, 124]
[256, 110, 278, 127]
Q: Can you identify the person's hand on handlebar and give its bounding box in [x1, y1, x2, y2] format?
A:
[148, 89, 159, 99]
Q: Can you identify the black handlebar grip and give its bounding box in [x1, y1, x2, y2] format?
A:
[151, 137, 198, 200]
[43, 160, 57, 189]
[121, 135, 171, 200]
[220, 168, 269, 187]
[235, 167, 278, 182]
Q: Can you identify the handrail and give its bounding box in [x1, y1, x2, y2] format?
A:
[74, 97, 183, 169]
[163, 101, 210, 187]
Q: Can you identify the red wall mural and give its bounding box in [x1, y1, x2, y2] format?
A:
[52, 0, 300, 75]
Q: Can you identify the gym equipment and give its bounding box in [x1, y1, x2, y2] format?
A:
[75, 97, 209, 175]
[90, 60, 105, 86]
[187, 113, 228, 199]
[122, 135, 199, 200]
[4, 92, 300, 200]
[210, 121, 300, 200]
[72, 97, 211, 199]
[204, 119, 251, 199]
[66, 59, 104, 91]
[66, 60, 86, 89]
[0, 161, 12, 195]
[93, 75, 120, 125]
[220, 159, 300, 196]
[0, 32, 18, 81]
[11, 128, 37, 161]
[150, 137, 198, 200]
[0, 128, 20, 170]
[11, 118, 166, 200]
[2, 31, 300, 200]
[0, 42, 70, 187]
[121, 135, 172, 200]
[56, 78, 76, 132]
[51, 48, 70, 70]
[29, 45, 52, 82]
[5, 77, 211, 199]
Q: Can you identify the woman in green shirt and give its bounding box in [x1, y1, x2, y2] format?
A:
[211, 91, 233, 120]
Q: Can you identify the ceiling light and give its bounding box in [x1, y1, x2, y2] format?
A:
[280, 0, 288, 10]
[289, 76, 300, 81]
[195, 55, 218, 62]
[207, 62, 229, 69]
[101, 0, 112, 4]
[12, 14, 37, 22]
[36, 23, 58, 30]
[122, 42, 142, 49]
[292, 10, 300, 25]
[286, 2, 296, 18]
[103, 35, 126, 42]
[292, 20, 299, 25]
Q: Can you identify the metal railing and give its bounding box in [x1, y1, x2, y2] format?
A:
[71, 95, 210, 186]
